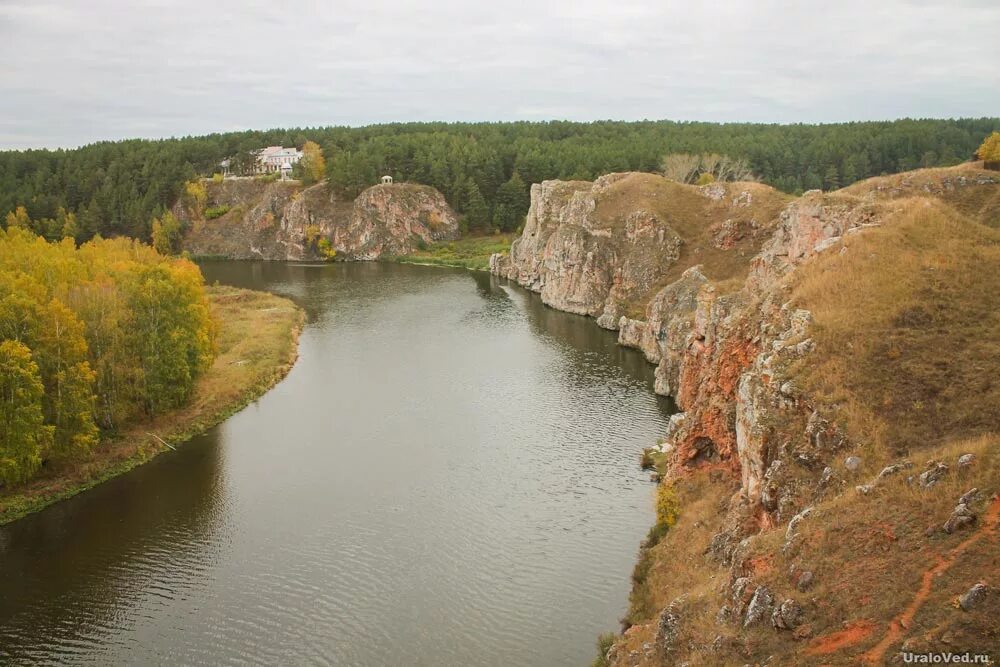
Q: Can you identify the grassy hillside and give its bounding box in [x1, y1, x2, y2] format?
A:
[840, 162, 1000, 228]
[790, 196, 1000, 458]
[592, 173, 792, 294]
[607, 166, 1000, 665]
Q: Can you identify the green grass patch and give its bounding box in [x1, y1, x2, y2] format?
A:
[590, 632, 617, 667]
[391, 233, 514, 271]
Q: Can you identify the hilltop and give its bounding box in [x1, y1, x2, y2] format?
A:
[491, 163, 1000, 665]
[1, 118, 996, 245]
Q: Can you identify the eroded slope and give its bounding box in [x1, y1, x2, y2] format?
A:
[493, 164, 1000, 665]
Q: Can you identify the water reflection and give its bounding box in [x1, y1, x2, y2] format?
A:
[0, 261, 671, 666]
[0, 430, 229, 663]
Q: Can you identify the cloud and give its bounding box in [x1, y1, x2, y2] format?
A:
[0, 0, 997, 149]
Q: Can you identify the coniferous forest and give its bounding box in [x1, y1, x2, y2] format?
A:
[0, 118, 996, 242]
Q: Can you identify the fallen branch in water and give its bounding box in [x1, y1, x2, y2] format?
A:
[147, 433, 177, 451]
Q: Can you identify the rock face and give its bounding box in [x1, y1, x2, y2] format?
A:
[178, 179, 459, 260]
[491, 174, 683, 326]
[490, 172, 784, 330]
[499, 166, 1000, 666]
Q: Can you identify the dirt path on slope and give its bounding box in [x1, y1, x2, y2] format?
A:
[862, 495, 1000, 664]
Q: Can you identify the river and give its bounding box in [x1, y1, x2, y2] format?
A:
[0, 261, 673, 666]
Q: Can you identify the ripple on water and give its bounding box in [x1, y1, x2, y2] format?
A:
[0, 263, 671, 666]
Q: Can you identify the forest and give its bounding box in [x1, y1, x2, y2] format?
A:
[0, 118, 996, 241]
[0, 225, 215, 486]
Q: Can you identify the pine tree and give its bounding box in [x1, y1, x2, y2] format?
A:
[462, 180, 490, 232]
[823, 165, 841, 190]
[492, 172, 530, 232]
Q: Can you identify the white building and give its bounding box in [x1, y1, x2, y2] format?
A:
[258, 146, 303, 174]
[217, 146, 304, 177]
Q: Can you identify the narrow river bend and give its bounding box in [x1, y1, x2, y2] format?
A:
[0, 262, 672, 666]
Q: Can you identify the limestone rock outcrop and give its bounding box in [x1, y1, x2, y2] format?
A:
[491, 174, 683, 327]
[490, 172, 786, 332]
[178, 179, 458, 260]
[497, 165, 1000, 666]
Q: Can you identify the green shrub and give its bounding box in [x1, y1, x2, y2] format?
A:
[645, 521, 670, 548]
[590, 633, 617, 667]
[204, 205, 230, 220]
[317, 238, 336, 260]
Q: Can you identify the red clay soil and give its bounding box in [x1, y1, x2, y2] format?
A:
[862, 495, 1000, 664]
[748, 554, 775, 577]
[806, 620, 878, 656]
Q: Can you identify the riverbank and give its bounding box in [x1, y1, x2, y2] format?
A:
[0, 285, 304, 526]
[491, 165, 1000, 665]
[389, 233, 514, 271]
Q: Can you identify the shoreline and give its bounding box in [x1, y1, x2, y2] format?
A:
[0, 285, 305, 526]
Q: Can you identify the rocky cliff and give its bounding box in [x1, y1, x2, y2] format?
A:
[177, 179, 459, 260]
[493, 165, 1000, 665]
[490, 172, 789, 328]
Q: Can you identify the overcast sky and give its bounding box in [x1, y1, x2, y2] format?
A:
[1, 0, 997, 150]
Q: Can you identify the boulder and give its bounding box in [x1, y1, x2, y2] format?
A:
[958, 583, 988, 611]
[784, 507, 813, 552]
[918, 461, 949, 488]
[877, 462, 911, 480]
[656, 597, 686, 653]
[743, 586, 774, 627]
[771, 599, 804, 630]
[959, 488, 980, 506]
[942, 503, 976, 534]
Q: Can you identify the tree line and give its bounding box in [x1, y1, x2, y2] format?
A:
[0, 118, 995, 241]
[0, 225, 215, 485]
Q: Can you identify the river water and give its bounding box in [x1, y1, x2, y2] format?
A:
[0, 261, 672, 666]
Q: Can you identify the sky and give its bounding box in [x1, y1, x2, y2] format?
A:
[0, 0, 997, 150]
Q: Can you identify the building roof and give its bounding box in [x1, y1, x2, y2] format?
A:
[259, 146, 302, 158]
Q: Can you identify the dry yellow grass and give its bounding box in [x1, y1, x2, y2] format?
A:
[734, 435, 1000, 665]
[610, 173, 1000, 665]
[839, 162, 1000, 228]
[0, 285, 304, 525]
[616, 436, 1000, 666]
[788, 198, 1000, 460]
[591, 173, 791, 315]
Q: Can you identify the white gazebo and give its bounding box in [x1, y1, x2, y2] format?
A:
[280, 162, 293, 180]
[380, 175, 393, 185]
